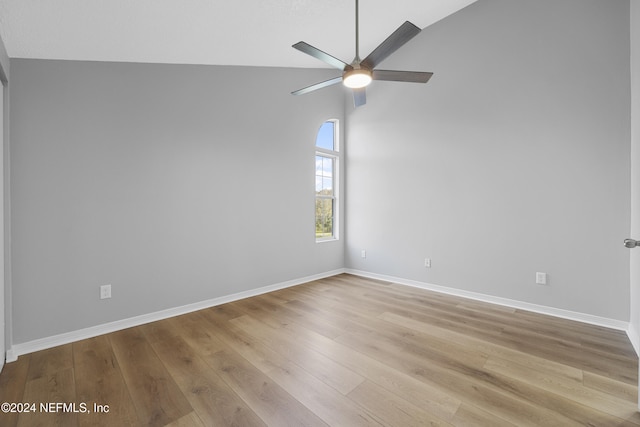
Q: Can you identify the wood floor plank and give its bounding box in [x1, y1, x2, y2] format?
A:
[483, 364, 640, 427]
[514, 307, 632, 344]
[455, 301, 516, 315]
[319, 281, 508, 345]
[18, 367, 78, 427]
[230, 296, 347, 340]
[334, 329, 582, 426]
[451, 403, 518, 427]
[232, 310, 463, 422]
[138, 318, 181, 344]
[282, 281, 386, 319]
[109, 328, 193, 426]
[206, 349, 329, 427]
[26, 344, 74, 381]
[378, 311, 585, 383]
[0, 354, 30, 427]
[283, 296, 491, 371]
[499, 324, 637, 384]
[163, 411, 206, 427]
[581, 334, 639, 360]
[73, 335, 139, 426]
[168, 313, 228, 357]
[347, 380, 454, 427]
[583, 370, 639, 403]
[483, 356, 640, 423]
[258, 355, 384, 427]
[230, 314, 366, 395]
[200, 311, 384, 426]
[150, 333, 267, 427]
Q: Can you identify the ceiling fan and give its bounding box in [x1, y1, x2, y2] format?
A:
[291, 0, 433, 107]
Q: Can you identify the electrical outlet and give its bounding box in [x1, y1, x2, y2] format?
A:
[424, 258, 431, 268]
[535, 272, 547, 285]
[100, 284, 112, 299]
[361, 250, 366, 259]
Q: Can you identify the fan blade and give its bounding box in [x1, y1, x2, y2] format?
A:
[361, 21, 421, 69]
[292, 76, 343, 96]
[353, 88, 366, 107]
[292, 42, 351, 70]
[373, 70, 433, 83]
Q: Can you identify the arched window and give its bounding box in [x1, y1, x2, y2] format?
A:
[315, 120, 339, 241]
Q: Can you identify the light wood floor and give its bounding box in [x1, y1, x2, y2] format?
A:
[0, 274, 638, 426]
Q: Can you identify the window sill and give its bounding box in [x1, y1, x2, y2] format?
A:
[316, 237, 339, 243]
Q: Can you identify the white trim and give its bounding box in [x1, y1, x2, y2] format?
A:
[345, 269, 631, 332]
[5, 269, 346, 362]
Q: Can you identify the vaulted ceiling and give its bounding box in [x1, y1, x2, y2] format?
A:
[0, 0, 477, 68]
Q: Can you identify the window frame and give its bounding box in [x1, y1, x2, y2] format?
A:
[315, 120, 339, 242]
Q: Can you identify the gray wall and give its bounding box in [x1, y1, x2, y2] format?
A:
[10, 59, 344, 343]
[346, 0, 631, 320]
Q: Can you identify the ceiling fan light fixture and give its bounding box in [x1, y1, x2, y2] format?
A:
[343, 69, 372, 89]
[291, 0, 431, 107]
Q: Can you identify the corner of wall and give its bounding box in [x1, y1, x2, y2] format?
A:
[0, 34, 9, 83]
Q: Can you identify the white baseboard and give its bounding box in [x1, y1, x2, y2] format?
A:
[5, 268, 346, 362]
[345, 269, 631, 333]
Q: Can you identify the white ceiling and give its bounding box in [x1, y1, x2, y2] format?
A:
[0, 0, 476, 68]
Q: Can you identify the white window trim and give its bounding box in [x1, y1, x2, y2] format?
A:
[316, 120, 340, 242]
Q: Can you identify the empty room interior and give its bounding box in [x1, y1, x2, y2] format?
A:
[1, 0, 640, 425]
